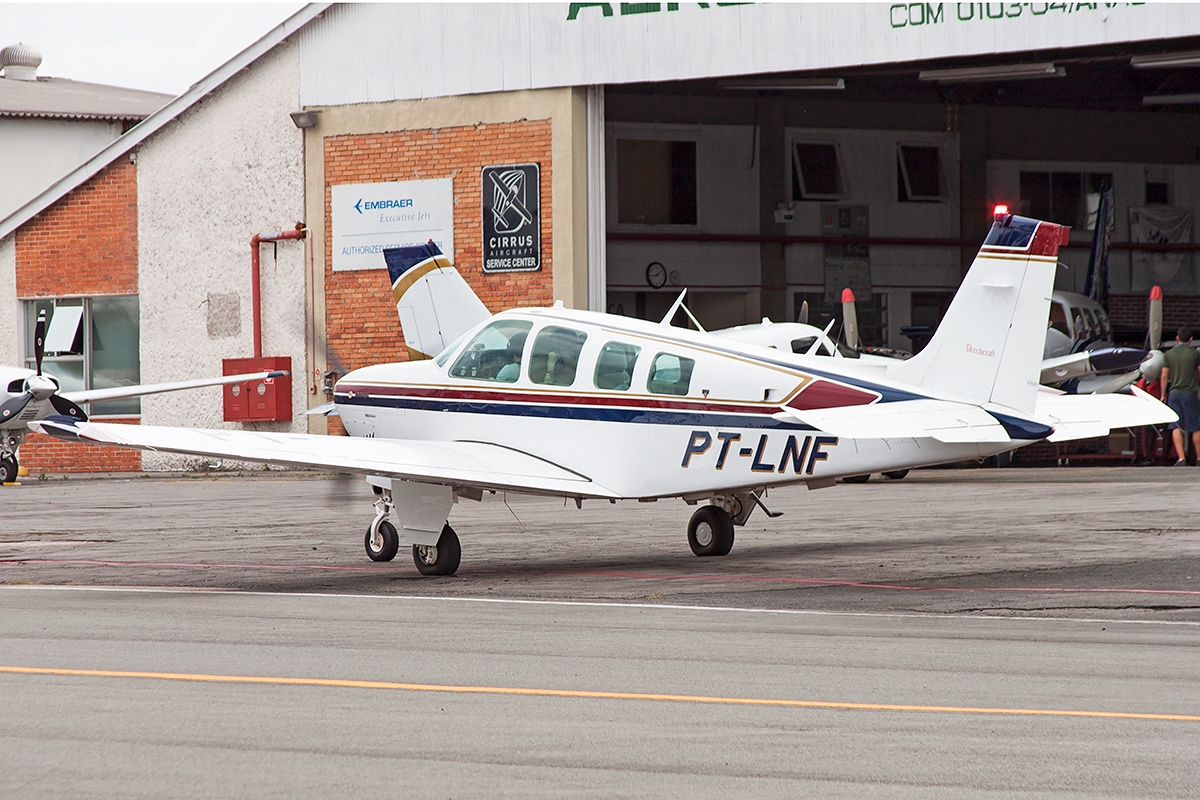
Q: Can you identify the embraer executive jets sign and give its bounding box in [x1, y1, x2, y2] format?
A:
[481, 163, 541, 273]
[331, 179, 453, 271]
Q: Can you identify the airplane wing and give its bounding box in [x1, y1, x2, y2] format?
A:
[774, 399, 1011, 443]
[29, 419, 617, 498]
[1036, 386, 1177, 442]
[62, 371, 289, 405]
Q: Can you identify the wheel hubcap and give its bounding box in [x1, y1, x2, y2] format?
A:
[695, 521, 714, 548]
[369, 529, 384, 553]
[416, 544, 438, 565]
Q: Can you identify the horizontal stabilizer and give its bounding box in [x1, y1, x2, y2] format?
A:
[774, 399, 1011, 443]
[1037, 386, 1177, 442]
[29, 420, 617, 499]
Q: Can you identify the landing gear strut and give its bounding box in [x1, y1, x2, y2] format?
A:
[364, 481, 460, 575]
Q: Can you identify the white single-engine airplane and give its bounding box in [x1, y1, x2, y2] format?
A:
[32, 213, 1175, 575]
[2, 309, 288, 482]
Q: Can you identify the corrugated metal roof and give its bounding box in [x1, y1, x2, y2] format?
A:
[0, 75, 173, 120]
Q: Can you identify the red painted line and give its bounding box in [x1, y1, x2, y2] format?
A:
[2, 559, 1198, 596]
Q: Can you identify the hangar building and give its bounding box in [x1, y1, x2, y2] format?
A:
[3, 2, 1200, 472]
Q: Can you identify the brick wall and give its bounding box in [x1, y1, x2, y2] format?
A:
[323, 120, 554, 378]
[1109, 294, 1200, 331]
[14, 159, 140, 472]
[15, 160, 138, 297]
[19, 419, 141, 474]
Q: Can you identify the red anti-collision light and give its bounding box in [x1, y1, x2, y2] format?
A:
[993, 203, 1009, 218]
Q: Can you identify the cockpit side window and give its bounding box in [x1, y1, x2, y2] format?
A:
[448, 320, 532, 383]
[529, 326, 588, 386]
[1049, 303, 1069, 336]
[593, 342, 641, 391]
[647, 352, 696, 396]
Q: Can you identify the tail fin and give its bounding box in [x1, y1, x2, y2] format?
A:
[886, 214, 1069, 415]
[383, 243, 490, 361]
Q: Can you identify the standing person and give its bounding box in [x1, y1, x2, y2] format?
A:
[1160, 327, 1200, 465]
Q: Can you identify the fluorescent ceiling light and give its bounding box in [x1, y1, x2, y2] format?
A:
[1142, 93, 1200, 106]
[918, 63, 1065, 83]
[1132, 51, 1200, 69]
[720, 77, 845, 90]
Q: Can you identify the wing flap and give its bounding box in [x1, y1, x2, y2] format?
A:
[775, 399, 1011, 443]
[30, 420, 616, 498]
[1037, 386, 1177, 442]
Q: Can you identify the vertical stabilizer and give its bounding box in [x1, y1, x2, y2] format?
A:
[887, 215, 1069, 415]
[383, 243, 490, 360]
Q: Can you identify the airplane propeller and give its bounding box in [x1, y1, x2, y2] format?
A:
[841, 288, 859, 351]
[797, 300, 809, 325]
[0, 310, 88, 424]
[1147, 285, 1163, 351]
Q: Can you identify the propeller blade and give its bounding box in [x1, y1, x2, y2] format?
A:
[841, 288, 859, 351]
[49, 394, 88, 422]
[1148, 285, 1163, 351]
[797, 300, 809, 325]
[34, 309, 47, 376]
[0, 392, 34, 422]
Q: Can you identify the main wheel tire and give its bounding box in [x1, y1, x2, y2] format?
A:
[0, 455, 17, 484]
[882, 469, 910, 480]
[413, 524, 462, 576]
[842, 474, 870, 484]
[365, 519, 399, 562]
[687, 506, 735, 557]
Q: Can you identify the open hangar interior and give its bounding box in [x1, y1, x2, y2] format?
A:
[604, 36, 1200, 348]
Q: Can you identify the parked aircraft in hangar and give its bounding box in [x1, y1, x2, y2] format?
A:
[33, 213, 1174, 575]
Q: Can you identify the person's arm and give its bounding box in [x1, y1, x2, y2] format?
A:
[1161, 365, 1171, 401]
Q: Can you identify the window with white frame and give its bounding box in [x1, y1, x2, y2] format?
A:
[615, 138, 698, 225]
[24, 296, 140, 416]
[791, 142, 844, 201]
[897, 144, 944, 202]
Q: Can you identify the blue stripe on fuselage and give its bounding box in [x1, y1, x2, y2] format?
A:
[336, 394, 816, 430]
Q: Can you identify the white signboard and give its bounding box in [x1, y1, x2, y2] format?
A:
[331, 179, 453, 272]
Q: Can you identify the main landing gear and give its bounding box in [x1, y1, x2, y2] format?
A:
[686, 491, 780, 558]
[365, 483, 461, 576]
[2, 434, 22, 484]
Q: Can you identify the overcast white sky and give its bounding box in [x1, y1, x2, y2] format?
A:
[2, 2, 306, 96]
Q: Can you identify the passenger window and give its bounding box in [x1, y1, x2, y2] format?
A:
[1049, 304, 1069, 336]
[448, 320, 532, 383]
[647, 352, 695, 396]
[529, 326, 588, 386]
[593, 342, 641, 391]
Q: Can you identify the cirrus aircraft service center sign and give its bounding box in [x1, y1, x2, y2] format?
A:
[331, 178, 454, 271]
[482, 163, 541, 273]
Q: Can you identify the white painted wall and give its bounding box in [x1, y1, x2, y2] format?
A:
[136, 39, 306, 470]
[298, 3, 1198, 105]
[0, 236, 17, 366]
[605, 122, 760, 291]
[0, 118, 125, 221]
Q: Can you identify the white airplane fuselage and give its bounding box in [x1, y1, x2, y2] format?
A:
[334, 307, 1021, 500]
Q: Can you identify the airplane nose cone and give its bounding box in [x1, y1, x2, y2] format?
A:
[26, 374, 58, 400]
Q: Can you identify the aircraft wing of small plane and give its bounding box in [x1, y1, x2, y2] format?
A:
[29, 418, 616, 498]
[774, 399, 1012, 443]
[1036, 386, 1177, 442]
[60, 371, 289, 404]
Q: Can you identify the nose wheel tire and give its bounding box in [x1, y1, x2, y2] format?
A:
[413, 524, 461, 576]
[365, 519, 399, 562]
[687, 506, 735, 557]
[0, 455, 17, 484]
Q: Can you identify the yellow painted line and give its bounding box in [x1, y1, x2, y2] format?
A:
[2, 666, 1197, 721]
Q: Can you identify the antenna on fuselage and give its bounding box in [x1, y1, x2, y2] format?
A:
[658, 289, 707, 332]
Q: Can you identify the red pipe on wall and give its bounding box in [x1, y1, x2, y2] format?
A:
[250, 225, 306, 358]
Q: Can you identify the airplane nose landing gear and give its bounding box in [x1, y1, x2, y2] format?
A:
[365, 489, 400, 561]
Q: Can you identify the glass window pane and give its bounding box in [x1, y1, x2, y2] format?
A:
[593, 342, 641, 391]
[793, 143, 841, 198]
[647, 352, 695, 396]
[449, 320, 532, 382]
[43, 303, 84, 355]
[90, 295, 140, 416]
[898, 145, 941, 201]
[529, 326, 588, 386]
